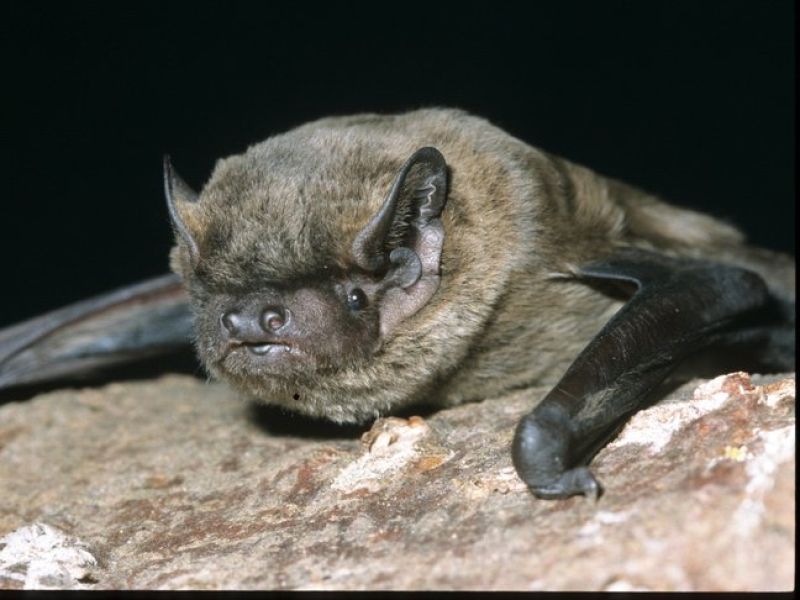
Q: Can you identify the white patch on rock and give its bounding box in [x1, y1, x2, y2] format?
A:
[487, 466, 529, 494]
[607, 373, 745, 455]
[760, 377, 796, 408]
[732, 425, 795, 536]
[576, 510, 631, 545]
[459, 466, 528, 500]
[0, 523, 97, 589]
[331, 416, 431, 492]
[163, 567, 221, 589]
[603, 579, 651, 592]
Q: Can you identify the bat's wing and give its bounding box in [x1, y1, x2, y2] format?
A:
[512, 248, 795, 499]
[0, 274, 193, 391]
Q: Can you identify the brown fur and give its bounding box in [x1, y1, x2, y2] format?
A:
[168, 108, 794, 423]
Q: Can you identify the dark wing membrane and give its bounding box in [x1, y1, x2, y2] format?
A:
[0, 274, 193, 390]
[512, 248, 794, 500]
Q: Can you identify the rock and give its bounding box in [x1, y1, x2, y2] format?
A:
[0, 372, 794, 590]
[0, 523, 97, 589]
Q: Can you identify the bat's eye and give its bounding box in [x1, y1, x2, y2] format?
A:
[347, 288, 368, 311]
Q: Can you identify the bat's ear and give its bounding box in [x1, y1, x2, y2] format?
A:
[352, 147, 449, 335]
[163, 155, 201, 267]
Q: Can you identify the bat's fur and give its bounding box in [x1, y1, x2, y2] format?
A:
[168, 108, 795, 423]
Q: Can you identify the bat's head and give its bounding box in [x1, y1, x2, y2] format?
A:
[163, 129, 449, 421]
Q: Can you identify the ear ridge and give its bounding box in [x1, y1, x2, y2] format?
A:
[163, 155, 201, 267]
[413, 163, 447, 227]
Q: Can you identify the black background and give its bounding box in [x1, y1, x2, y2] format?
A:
[2, 1, 794, 327]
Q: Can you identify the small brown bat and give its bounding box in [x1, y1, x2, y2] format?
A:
[0, 109, 794, 498]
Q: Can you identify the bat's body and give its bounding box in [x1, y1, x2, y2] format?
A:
[1, 109, 793, 498]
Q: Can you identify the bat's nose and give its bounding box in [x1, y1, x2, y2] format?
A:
[221, 306, 289, 342]
[260, 308, 287, 332]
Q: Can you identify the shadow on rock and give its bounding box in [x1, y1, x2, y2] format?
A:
[245, 399, 443, 440]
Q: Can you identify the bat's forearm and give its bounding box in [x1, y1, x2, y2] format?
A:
[512, 250, 774, 499]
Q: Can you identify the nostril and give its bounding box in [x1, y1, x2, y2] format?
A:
[261, 307, 286, 332]
[221, 310, 243, 336]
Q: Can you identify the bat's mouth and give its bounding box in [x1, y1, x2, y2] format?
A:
[243, 341, 291, 356]
[222, 339, 292, 352]
[215, 340, 308, 378]
[220, 340, 305, 365]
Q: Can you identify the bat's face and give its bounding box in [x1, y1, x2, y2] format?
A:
[164, 129, 448, 419]
[186, 266, 382, 388]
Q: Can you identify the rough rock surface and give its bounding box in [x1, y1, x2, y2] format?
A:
[0, 371, 794, 590]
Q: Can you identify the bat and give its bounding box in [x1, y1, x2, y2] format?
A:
[0, 109, 794, 499]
